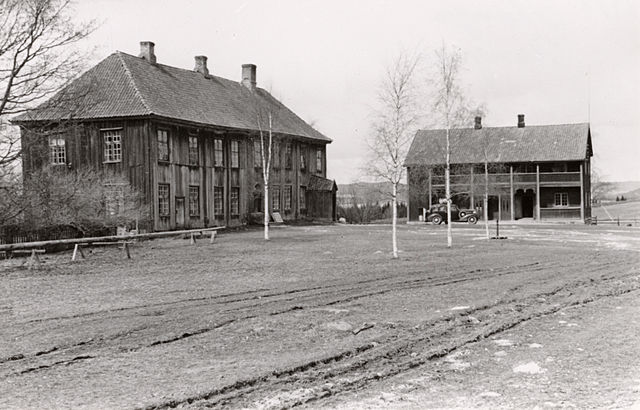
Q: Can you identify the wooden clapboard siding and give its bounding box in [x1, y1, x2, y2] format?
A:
[20, 117, 332, 231]
[151, 121, 210, 229]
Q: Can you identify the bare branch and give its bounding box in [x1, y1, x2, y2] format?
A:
[364, 51, 421, 258]
[0, 0, 96, 169]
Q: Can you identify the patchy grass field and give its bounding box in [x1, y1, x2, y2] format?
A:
[1, 223, 639, 409]
[593, 199, 640, 221]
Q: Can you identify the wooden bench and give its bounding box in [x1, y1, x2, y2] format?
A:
[1, 248, 45, 259]
[72, 241, 134, 261]
[1, 249, 46, 269]
[186, 230, 217, 244]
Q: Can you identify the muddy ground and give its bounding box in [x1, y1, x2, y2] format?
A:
[1, 223, 639, 409]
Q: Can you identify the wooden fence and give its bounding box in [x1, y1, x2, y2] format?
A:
[588, 216, 640, 227]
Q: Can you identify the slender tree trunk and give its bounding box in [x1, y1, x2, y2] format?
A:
[445, 128, 452, 248]
[392, 182, 398, 258]
[264, 184, 269, 240]
[261, 112, 273, 241]
[484, 160, 489, 239]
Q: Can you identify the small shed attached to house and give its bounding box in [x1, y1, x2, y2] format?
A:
[306, 175, 337, 221]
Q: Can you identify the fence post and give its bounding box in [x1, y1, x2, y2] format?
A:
[122, 242, 131, 259]
[28, 249, 41, 270]
[71, 244, 85, 261]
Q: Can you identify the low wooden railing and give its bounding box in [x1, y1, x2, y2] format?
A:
[431, 171, 581, 186]
[0, 227, 225, 252]
[540, 207, 581, 219]
[588, 216, 640, 226]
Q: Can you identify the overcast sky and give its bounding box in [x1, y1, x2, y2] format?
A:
[75, 0, 639, 183]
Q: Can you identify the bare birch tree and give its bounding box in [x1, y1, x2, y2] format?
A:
[365, 52, 420, 258]
[256, 109, 274, 240]
[589, 164, 609, 205]
[429, 44, 470, 248]
[0, 0, 95, 168]
[471, 109, 493, 239]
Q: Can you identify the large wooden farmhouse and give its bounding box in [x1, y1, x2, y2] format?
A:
[15, 41, 336, 230]
[404, 115, 593, 223]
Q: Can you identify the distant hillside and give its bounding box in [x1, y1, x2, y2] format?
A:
[592, 200, 640, 220]
[602, 181, 640, 200]
[623, 187, 640, 200]
[336, 180, 640, 206]
[337, 182, 408, 206]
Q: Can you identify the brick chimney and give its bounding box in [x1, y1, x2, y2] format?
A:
[474, 116, 482, 130]
[241, 64, 256, 90]
[517, 114, 525, 128]
[139, 41, 156, 64]
[194, 55, 209, 76]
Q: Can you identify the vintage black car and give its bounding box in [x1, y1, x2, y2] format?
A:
[427, 204, 478, 225]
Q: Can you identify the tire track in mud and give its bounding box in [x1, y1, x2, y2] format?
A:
[5, 255, 636, 377]
[17, 355, 94, 375]
[2, 257, 634, 373]
[22, 287, 275, 325]
[21, 259, 557, 326]
[146, 270, 640, 409]
[1, 260, 548, 365]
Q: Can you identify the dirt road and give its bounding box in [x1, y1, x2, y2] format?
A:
[1, 224, 639, 408]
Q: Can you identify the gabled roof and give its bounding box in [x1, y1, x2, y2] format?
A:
[308, 175, 337, 192]
[404, 123, 591, 166]
[14, 52, 331, 143]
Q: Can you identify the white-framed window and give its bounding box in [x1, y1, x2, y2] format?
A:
[105, 183, 125, 216]
[157, 129, 169, 162]
[554, 192, 569, 207]
[284, 185, 292, 210]
[214, 139, 223, 167]
[188, 186, 199, 217]
[103, 129, 122, 163]
[214, 186, 224, 216]
[49, 137, 66, 165]
[230, 187, 240, 216]
[316, 149, 323, 174]
[158, 183, 170, 217]
[272, 187, 281, 211]
[231, 140, 239, 168]
[188, 135, 199, 165]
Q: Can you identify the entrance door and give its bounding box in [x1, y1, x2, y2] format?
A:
[522, 191, 534, 218]
[175, 197, 185, 228]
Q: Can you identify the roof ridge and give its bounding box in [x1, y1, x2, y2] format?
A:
[419, 122, 589, 133]
[117, 50, 243, 88]
[18, 50, 331, 143]
[115, 51, 152, 114]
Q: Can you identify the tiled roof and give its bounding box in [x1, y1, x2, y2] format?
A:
[404, 123, 591, 166]
[308, 175, 337, 191]
[14, 52, 331, 143]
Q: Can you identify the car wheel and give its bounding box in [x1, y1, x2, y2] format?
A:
[467, 215, 478, 224]
[460, 211, 466, 217]
[432, 215, 442, 225]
